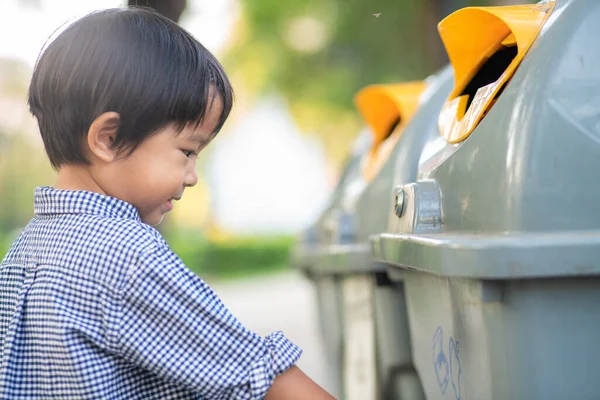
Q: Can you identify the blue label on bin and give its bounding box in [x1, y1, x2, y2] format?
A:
[433, 327, 462, 399]
[449, 336, 462, 400]
[433, 327, 449, 394]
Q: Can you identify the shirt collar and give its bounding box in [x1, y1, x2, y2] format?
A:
[34, 186, 141, 222]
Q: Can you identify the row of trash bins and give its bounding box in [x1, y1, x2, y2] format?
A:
[292, 1, 600, 399]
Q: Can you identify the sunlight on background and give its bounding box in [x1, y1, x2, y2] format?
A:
[284, 16, 331, 54]
[208, 97, 330, 235]
[0, 0, 334, 236]
[0, 0, 235, 61]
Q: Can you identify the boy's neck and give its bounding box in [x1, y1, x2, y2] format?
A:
[55, 164, 107, 196]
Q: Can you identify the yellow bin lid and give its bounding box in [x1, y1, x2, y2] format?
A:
[438, 2, 555, 143]
[354, 81, 426, 182]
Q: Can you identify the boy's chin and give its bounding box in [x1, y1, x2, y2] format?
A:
[142, 213, 165, 226]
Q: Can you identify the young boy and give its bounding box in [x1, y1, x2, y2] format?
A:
[0, 7, 334, 400]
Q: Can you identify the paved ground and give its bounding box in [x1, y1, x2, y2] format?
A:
[208, 270, 341, 398]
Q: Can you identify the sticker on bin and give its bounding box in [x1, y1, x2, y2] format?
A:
[437, 3, 555, 143]
[433, 326, 462, 400]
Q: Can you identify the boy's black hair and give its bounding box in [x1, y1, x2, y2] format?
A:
[28, 7, 233, 170]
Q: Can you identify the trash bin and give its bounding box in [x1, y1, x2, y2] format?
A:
[293, 125, 372, 400]
[294, 67, 455, 399]
[372, 2, 600, 399]
[348, 72, 455, 400]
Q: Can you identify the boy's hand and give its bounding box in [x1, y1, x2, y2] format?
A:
[265, 366, 336, 400]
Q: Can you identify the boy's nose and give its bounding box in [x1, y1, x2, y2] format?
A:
[184, 164, 199, 188]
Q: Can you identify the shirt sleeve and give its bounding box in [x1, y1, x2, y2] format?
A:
[117, 243, 302, 399]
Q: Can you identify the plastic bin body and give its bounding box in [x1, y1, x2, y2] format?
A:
[396, 272, 600, 400]
[373, 0, 600, 399]
[294, 66, 454, 399]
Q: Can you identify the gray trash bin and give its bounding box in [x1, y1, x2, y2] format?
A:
[294, 67, 455, 399]
[373, 1, 600, 399]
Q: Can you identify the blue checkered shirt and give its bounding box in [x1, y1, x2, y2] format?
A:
[0, 187, 301, 399]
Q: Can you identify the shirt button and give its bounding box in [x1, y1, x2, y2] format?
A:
[25, 263, 38, 272]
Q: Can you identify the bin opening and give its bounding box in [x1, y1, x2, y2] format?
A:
[354, 82, 426, 182]
[461, 43, 517, 113]
[437, 3, 555, 144]
[380, 117, 401, 143]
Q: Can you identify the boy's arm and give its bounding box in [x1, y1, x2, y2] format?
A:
[120, 243, 304, 399]
[266, 366, 336, 400]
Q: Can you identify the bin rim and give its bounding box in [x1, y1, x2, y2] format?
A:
[292, 243, 386, 276]
[371, 230, 600, 279]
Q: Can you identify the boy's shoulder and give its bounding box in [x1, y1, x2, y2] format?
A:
[2, 213, 170, 287]
[68, 213, 169, 262]
[85, 212, 166, 249]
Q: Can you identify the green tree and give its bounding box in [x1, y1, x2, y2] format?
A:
[225, 0, 532, 164]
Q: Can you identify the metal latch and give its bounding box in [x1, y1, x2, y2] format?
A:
[391, 180, 443, 234]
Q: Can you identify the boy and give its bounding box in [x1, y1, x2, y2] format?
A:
[0, 7, 334, 400]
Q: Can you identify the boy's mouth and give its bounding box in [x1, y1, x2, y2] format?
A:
[166, 197, 179, 211]
[165, 196, 181, 211]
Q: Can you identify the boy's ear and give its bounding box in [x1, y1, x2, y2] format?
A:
[87, 112, 121, 163]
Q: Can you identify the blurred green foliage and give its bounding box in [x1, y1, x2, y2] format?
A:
[0, 234, 12, 260]
[166, 233, 294, 279]
[226, 0, 533, 164]
[0, 229, 294, 279]
[0, 61, 56, 235]
[0, 134, 55, 231]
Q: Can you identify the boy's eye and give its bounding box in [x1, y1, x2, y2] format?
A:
[182, 150, 195, 158]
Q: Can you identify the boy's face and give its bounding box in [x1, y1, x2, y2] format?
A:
[107, 100, 222, 226]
